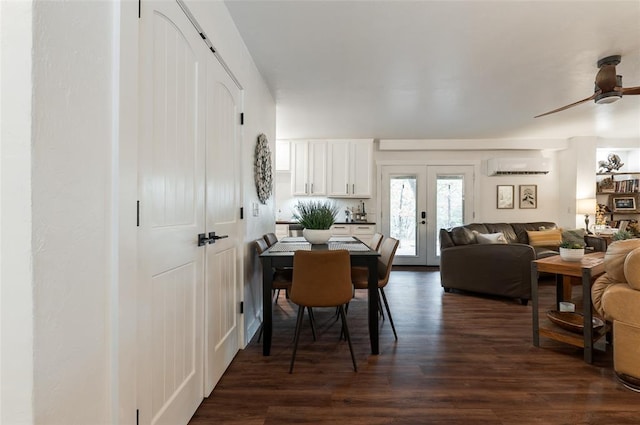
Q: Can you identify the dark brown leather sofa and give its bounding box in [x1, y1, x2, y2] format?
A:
[439, 222, 560, 305]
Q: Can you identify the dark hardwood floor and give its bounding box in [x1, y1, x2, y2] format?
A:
[189, 268, 637, 425]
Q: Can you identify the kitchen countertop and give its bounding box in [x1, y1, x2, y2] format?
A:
[276, 221, 376, 225]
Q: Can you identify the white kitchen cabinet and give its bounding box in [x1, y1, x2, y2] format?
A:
[275, 140, 290, 171]
[330, 223, 376, 247]
[326, 139, 373, 198]
[291, 140, 326, 196]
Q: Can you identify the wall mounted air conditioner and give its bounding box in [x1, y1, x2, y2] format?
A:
[487, 157, 551, 176]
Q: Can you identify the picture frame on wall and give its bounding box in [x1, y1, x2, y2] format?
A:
[611, 194, 638, 212]
[519, 184, 537, 209]
[497, 185, 514, 209]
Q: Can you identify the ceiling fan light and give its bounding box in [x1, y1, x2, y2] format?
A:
[595, 91, 622, 104]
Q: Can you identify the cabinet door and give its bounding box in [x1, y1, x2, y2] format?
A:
[308, 140, 327, 195]
[351, 224, 375, 246]
[350, 140, 373, 198]
[327, 140, 351, 197]
[291, 140, 309, 195]
[275, 140, 290, 171]
[330, 224, 351, 236]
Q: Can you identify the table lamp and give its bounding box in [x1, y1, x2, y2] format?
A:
[576, 198, 597, 233]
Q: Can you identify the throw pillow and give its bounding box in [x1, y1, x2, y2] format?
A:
[473, 231, 507, 244]
[527, 229, 562, 247]
[562, 228, 587, 246]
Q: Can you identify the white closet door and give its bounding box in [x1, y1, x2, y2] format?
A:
[138, 2, 205, 424]
[204, 52, 242, 396]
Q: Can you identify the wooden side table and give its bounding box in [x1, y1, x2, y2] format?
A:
[531, 252, 606, 363]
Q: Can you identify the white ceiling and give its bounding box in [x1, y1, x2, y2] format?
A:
[224, 0, 640, 142]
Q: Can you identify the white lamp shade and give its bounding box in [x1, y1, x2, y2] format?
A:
[576, 198, 597, 215]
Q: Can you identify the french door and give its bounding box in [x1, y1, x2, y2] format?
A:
[381, 165, 474, 266]
[138, 2, 242, 424]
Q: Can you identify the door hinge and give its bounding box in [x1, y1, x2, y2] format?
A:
[240, 112, 244, 125]
[240, 207, 244, 220]
[136, 201, 140, 227]
[138, 0, 141, 18]
[136, 409, 139, 425]
[240, 301, 244, 314]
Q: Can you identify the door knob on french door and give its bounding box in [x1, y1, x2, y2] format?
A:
[208, 232, 228, 244]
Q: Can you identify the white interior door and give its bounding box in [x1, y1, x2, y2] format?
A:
[138, 2, 205, 424]
[204, 53, 242, 396]
[426, 166, 475, 265]
[381, 165, 428, 265]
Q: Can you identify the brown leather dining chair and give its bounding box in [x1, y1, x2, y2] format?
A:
[349, 232, 384, 300]
[289, 249, 357, 373]
[351, 237, 400, 340]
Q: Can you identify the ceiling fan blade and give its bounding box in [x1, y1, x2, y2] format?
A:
[534, 93, 597, 118]
[621, 86, 640, 95]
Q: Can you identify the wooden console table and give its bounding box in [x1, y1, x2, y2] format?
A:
[531, 252, 606, 363]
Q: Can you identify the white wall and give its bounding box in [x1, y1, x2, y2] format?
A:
[31, 2, 114, 423]
[1, 1, 35, 423]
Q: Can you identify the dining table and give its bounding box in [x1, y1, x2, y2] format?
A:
[259, 236, 381, 356]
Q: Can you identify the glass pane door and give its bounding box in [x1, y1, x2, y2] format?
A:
[435, 175, 465, 254]
[381, 165, 427, 265]
[427, 166, 474, 265]
[390, 176, 417, 257]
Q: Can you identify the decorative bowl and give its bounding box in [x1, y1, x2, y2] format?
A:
[546, 310, 604, 334]
[302, 228, 331, 244]
[559, 247, 584, 262]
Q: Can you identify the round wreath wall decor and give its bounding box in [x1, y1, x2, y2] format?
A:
[255, 133, 273, 204]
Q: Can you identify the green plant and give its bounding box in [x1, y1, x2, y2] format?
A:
[293, 200, 338, 230]
[559, 241, 585, 249]
[612, 230, 634, 241]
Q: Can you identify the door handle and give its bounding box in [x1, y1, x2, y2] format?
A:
[421, 221, 426, 224]
[198, 233, 209, 246]
[208, 232, 228, 244]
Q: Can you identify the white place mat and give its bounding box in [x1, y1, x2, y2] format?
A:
[279, 236, 307, 243]
[268, 242, 311, 252]
[329, 242, 371, 251]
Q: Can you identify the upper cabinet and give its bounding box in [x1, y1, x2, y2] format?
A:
[275, 140, 291, 171]
[327, 139, 373, 198]
[291, 140, 327, 196]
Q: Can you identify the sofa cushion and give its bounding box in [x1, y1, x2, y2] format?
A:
[512, 222, 558, 244]
[484, 223, 518, 243]
[526, 229, 562, 248]
[451, 226, 477, 245]
[534, 247, 559, 259]
[474, 231, 508, 244]
[625, 247, 640, 291]
[562, 228, 587, 246]
[605, 239, 640, 283]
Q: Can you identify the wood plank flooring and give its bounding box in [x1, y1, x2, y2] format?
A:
[189, 268, 638, 425]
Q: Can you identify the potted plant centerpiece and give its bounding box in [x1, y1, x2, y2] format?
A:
[559, 241, 585, 262]
[294, 200, 338, 244]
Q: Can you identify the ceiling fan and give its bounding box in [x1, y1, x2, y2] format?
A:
[535, 55, 640, 118]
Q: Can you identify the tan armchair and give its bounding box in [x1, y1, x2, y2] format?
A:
[591, 239, 640, 391]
